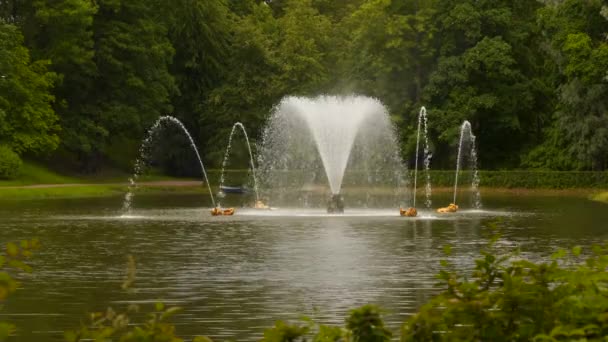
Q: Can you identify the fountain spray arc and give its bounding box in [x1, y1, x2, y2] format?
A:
[218, 122, 260, 204]
[452, 120, 481, 209]
[122, 116, 215, 213]
[413, 107, 432, 209]
[402, 107, 433, 217]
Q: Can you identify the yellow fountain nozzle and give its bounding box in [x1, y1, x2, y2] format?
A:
[437, 203, 459, 213]
[211, 207, 235, 216]
[254, 200, 270, 209]
[400, 207, 418, 217]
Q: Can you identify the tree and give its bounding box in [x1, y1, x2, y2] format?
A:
[203, 0, 333, 165]
[423, 0, 545, 169]
[0, 22, 58, 156]
[525, 0, 608, 170]
[75, 0, 176, 171]
[22, 0, 98, 168]
[149, 0, 233, 175]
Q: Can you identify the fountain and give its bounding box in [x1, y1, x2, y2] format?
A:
[439, 120, 481, 213]
[122, 116, 215, 213]
[217, 122, 262, 209]
[402, 107, 433, 217]
[257, 95, 406, 212]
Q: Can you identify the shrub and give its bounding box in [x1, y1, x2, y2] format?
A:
[260, 305, 390, 342]
[0, 146, 22, 179]
[401, 236, 608, 341]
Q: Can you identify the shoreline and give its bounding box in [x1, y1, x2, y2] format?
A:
[0, 181, 605, 201]
[0, 181, 207, 200]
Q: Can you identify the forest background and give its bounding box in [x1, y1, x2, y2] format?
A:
[1, 0, 608, 178]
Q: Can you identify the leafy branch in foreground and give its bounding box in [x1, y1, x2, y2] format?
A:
[0, 239, 40, 341]
[65, 255, 211, 342]
[261, 304, 391, 342]
[402, 235, 608, 341]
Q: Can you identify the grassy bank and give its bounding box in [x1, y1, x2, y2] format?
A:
[591, 192, 608, 204]
[0, 183, 210, 200]
[0, 161, 204, 186]
[2, 163, 607, 200]
[0, 162, 81, 186]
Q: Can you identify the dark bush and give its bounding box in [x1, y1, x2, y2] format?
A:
[0, 145, 22, 179]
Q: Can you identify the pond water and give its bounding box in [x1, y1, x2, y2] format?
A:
[0, 192, 607, 341]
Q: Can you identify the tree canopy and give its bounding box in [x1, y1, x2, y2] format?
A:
[0, 0, 607, 173]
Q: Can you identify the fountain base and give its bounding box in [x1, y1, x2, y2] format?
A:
[327, 194, 345, 214]
[400, 207, 418, 217]
[437, 204, 458, 213]
[254, 200, 270, 210]
[211, 207, 235, 216]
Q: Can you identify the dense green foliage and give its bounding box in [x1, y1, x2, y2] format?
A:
[1, 0, 607, 174]
[402, 237, 608, 341]
[0, 145, 22, 179]
[0, 22, 58, 156]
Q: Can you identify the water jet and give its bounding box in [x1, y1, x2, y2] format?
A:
[122, 116, 215, 213]
[257, 95, 406, 211]
[441, 120, 481, 212]
[217, 122, 262, 212]
[402, 106, 433, 217]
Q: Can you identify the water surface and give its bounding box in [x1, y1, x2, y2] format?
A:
[0, 192, 606, 341]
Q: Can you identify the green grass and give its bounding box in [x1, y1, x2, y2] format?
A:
[0, 185, 123, 200]
[591, 192, 608, 204]
[0, 161, 81, 186]
[0, 161, 200, 186]
[0, 184, 209, 201]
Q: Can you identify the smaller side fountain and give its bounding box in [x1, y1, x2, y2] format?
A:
[122, 116, 215, 214]
[401, 107, 432, 217]
[437, 120, 481, 213]
[217, 122, 265, 213]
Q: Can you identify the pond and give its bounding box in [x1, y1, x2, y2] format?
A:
[0, 191, 607, 341]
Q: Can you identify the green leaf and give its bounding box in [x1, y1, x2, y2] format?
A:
[572, 246, 582, 257]
[63, 330, 77, 342]
[155, 302, 165, 312]
[0, 322, 15, 341]
[8, 260, 32, 273]
[160, 307, 182, 320]
[6, 243, 18, 258]
[551, 249, 567, 260]
[443, 245, 452, 256]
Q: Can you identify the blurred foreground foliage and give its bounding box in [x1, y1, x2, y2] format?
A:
[0, 239, 39, 341]
[402, 231, 608, 341]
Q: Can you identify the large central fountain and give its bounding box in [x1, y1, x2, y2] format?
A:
[257, 95, 406, 211]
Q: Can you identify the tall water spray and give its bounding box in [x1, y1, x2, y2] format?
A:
[257, 95, 406, 207]
[412, 107, 432, 208]
[122, 116, 215, 212]
[453, 120, 481, 208]
[218, 122, 260, 203]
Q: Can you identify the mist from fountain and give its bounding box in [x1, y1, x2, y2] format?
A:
[257, 95, 406, 208]
[453, 120, 482, 208]
[122, 116, 215, 212]
[218, 122, 260, 205]
[412, 107, 432, 208]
